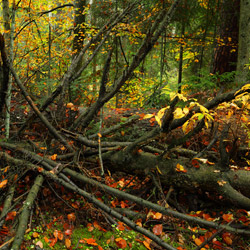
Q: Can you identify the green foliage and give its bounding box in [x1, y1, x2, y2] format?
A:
[183, 70, 236, 92]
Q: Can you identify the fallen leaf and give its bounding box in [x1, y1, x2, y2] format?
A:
[66, 103, 74, 108]
[51, 154, 57, 161]
[64, 229, 73, 236]
[152, 224, 163, 235]
[154, 212, 162, 219]
[194, 237, 203, 246]
[115, 238, 127, 249]
[67, 213, 76, 222]
[217, 180, 227, 186]
[176, 163, 187, 173]
[0, 179, 8, 188]
[65, 238, 71, 248]
[50, 238, 57, 247]
[222, 232, 233, 245]
[44, 236, 49, 243]
[5, 211, 16, 221]
[36, 241, 43, 248]
[87, 223, 94, 232]
[117, 221, 125, 231]
[85, 238, 98, 246]
[143, 240, 151, 250]
[222, 213, 233, 222]
[32, 232, 39, 238]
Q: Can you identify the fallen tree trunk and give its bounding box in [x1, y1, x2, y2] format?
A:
[103, 150, 250, 209]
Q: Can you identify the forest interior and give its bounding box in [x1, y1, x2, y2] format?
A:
[2, 0, 250, 249]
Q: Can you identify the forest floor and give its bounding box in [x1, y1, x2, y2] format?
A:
[1, 105, 250, 250]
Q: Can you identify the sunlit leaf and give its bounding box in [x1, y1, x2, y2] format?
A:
[51, 154, 57, 161]
[155, 115, 162, 127]
[154, 212, 162, 219]
[174, 108, 185, 119]
[0, 179, 8, 188]
[217, 180, 227, 186]
[176, 163, 187, 173]
[143, 114, 154, 119]
[143, 240, 151, 250]
[66, 102, 74, 108]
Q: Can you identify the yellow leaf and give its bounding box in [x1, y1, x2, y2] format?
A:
[157, 107, 168, 120]
[183, 107, 189, 115]
[217, 180, 227, 186]
[227, 110, 233, 119]
[199, 105, 209, 113]
[182, 121, 189, 134]
[174, 108, 185, 119]
[176, 163, 187, 173]
[174, 93, 187, 102]
[143, 114, 154, 119]
[241, 114, 249, 123]
[204, 113, 213, 121]
[155, 115, 162, 127]
[156, 166, 162, 175]
[235, 84, 250, 96]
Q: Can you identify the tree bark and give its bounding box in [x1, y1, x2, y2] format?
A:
[236, 0, 250, 83]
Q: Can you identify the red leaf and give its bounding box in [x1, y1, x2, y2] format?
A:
[117, 221, 125, 231]
[191, 159, 200, 168]
[84, 238, 98, 246]
[222, 232, 233, 245]
[213, 240, 223, 249]
[152, 224, 163, 236]
[222, 213, 233, 222]
[50, 238, 57, 247]
[5, 211, 16, 221]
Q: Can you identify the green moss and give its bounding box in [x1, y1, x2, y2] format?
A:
[27, 224, 148, 250]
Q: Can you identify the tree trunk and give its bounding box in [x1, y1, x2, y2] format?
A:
[212, 0, 240, 81]
[236, 0, 250, 83]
